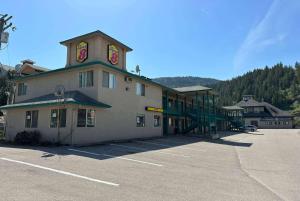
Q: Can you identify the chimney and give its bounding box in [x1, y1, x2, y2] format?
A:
[21, 59, 35, 65]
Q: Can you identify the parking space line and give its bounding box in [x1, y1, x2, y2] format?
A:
[109, 143, 191, 158]
[0, 157, 119, 187]
[135, 140, 206, 152]
[68, 148, 163, 167]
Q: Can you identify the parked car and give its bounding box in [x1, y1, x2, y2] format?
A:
[240, 125, 257, 132]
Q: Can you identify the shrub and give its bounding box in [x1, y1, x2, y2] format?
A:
[14, 130, 41, 145]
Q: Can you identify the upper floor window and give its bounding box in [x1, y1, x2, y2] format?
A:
[79, 70, 93, 88]
[25, 110, 38, 128]
[102, 71, 116, 89]
[136, 82, 145, 96]
[50, 109, 67, 128]
[77, 109, 95, 127]
[18, 83, 27, 96]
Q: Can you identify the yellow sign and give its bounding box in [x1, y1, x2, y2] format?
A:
[76, 42, 88, 63]
[145, 106, 163, 113]
[108, 44, 119, 65]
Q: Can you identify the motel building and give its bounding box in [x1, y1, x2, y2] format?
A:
[0, 30, 241, 145]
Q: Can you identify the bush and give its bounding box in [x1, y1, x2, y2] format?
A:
[14, 130, 41, 145]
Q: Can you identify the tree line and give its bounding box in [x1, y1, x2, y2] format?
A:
[211, 62, 300, 115]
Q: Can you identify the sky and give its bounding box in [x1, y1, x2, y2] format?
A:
[1, 0, 300, 80]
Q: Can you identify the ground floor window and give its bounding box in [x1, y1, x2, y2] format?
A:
[168, 117, 175, 126]
[25, 110, 38, 128]
[50, 109, 67, 128]
[136, 114, 145, 127]
[264, 121, 272, 125]
[77, 109, 95, 127]
[154, 115, 161, 127]
[283, 121, 289, 125]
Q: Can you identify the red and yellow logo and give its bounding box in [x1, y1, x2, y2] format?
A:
[108, 45, 119, 65]
[76, 42, 88, 63]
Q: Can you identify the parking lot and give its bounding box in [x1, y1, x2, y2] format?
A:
[0, 129, 299, 201]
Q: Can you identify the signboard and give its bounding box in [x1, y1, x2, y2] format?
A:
[76, 41, 88, 63]
[108, 44, 119, 65]
[145, 106, 163, 113]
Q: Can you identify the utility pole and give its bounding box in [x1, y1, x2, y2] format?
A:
[0, 14, 15, 49]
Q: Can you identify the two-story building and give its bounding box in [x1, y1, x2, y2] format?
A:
[0, 30, 230, 145]
[236, 95, 293, 128]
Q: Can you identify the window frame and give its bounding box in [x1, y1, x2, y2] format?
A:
[136, 114, 145, 127]
[102, 71, 116, 89]
[77, 109, 96, 127]
[18, 83, 27, 96]
[25, 110, 38, 128]
[50, 109, 67, 128]
[154, 115, 161, 127]
[136, 82, 145, 96]
[79, 70, 94, 88]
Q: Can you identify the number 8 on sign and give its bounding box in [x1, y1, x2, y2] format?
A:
[76, 42, 88, 63]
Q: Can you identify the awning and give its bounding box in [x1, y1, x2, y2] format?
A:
[0, 90, 111, 110]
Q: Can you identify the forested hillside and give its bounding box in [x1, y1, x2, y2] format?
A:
[153, 76, 220, 88]
[211, 62, 300, 115]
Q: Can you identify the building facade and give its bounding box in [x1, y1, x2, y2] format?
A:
[236, 95, 293, 129]
[0, 30, 234, 145]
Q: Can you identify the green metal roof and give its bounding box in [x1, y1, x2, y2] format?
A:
[0, 90, 111, 110]
[173, 85, 212, 93]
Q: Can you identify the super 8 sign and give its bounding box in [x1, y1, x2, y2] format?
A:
[76, 42, 88, 63]
[108, 44, 119, 65]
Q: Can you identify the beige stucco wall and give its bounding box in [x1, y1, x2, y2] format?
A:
[66, 36, 126, 70]
[8, 63, 163, 145]
[15, 65, 99, 103]
[4, 106, 74, 143]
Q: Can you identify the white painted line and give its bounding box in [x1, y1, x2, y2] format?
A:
[109, 143, 191, 158]
[0, 157, 119, 187]
[68, 148, 163, 167]
[136, 140, 206, 152]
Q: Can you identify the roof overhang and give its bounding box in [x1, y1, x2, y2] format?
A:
[0, 98, 111, 110]
[60, 30, 133, 52]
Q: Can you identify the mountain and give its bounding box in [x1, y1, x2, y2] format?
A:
[153, 76, 220, 88]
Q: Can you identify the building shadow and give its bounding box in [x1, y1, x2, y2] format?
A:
[0, 131, 254, 161]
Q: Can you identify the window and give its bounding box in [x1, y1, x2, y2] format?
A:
[102, 71, 116, 88]
[25, 110, 38, 128]
[50, 109, 67, 128]
[154, 115, 161, 127]
[86, 109, 95, 127]
[79, 70, 93, 88]
[18, 83, 27, 96]
[77, 109, 95, 127]
[168, 117, 174, 126]
[136, 82, 145, 96]
[136, 114, 145, 127]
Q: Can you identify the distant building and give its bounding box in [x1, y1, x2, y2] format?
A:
[236, 95, 293, 129]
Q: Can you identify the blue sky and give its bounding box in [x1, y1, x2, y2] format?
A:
[1, 0, 300, 80]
